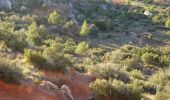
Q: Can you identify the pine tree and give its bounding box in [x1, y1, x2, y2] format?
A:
[79, 20, 90, 36]
[48, 11, 60, 25]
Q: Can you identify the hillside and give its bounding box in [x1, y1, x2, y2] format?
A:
[0, 0, 170, 100]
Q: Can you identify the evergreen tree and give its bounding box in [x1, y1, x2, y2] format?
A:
[48, 10, 60, 25]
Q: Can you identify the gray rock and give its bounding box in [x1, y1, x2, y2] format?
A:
[0, 0, 11, 9]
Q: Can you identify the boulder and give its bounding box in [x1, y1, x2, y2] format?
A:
[61, 85, 73, 100]
[40, 81, 59, 92]
[0, 0, 11, 9]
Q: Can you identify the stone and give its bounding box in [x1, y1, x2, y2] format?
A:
[40, 81, 59, 92]
[61, 85, 73, 100]
[0, 0, 11, 9]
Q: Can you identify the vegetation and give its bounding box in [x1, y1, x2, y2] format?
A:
[0, 58, 24, 83]
[48, 11, 61, 25]
[0, 0, 169, 100]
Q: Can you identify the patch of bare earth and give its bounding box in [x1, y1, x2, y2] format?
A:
[0, 68, 96, 100]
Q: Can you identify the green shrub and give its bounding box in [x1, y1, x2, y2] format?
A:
[111, 79, 143, 100]
[149, 71, 169, 86]
[127, 80, 143, 100]
[26, 22, 46, 45]
[141, 52, 159, 66]
[89, 79, 111, 97]
[79, 20, 90, 36]
[130, 69, 144, 80]
[165, 18, 170, 28]
[48, 11, 60, 25]
[155, 85, 170, 100]
[87, 65, 129, 83]
[0, 58, 24, 83]
[156, 91, 170, 100]
[7, 35, 28, 52]
[75, 41, 89, 54]
[24, 49, 47, 68]
[90, 78, 143, 100]
[64, 39, 76, 53]
[43, 43, 72, 72]
[159, 55, 170, 67]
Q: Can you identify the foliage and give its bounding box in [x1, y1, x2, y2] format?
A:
[64, 39, 76, 53]
[79, 20, 90, 36]
[141, 52, 159, 66]
[89, 79, 111, 97]
[130, 69, 144, 79]
[90, 79, 143, 100]
[0, 58, 24, 83]
[26, 22, 46, 45]
[48, 11, 60, 25]
[165, 18, 170, 29]
[75, 41, 89, 54]
[149, 71, 169, 86]
[24, 49, 47, 68]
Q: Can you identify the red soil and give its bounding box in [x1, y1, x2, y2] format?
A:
[0, 69, 96, 100]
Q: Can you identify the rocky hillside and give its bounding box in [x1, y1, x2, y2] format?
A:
[0, 0, 170, 100]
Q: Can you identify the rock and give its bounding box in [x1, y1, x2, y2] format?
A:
[42, 0, 52, 7]
[40, 81, 59, 92]
[21, 6, 27, 11]
[0, 0, 11, 9]
[101, 4, 107, 11]
[61, 85, 73, 100]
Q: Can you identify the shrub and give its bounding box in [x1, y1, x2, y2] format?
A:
[127, 80, 143, 100]
[48, 11, 60, 25]
[141, 52, 159, 66]
[26, 22, 46, 45]
[155, 85, 170, 100]
[75, 41, 89, 54]
[149, 71, 169, 86]
[159, 55, 170, 67]
[89, 79, 111, 97]
[87, 65, 129, 83]
[156, 91, 170, 100]
[64, 39, 76, 53]
[0, 58, 24, 83]
[7, 35, 28, 52]
[43, 43, 72, 72]
[79, 20, 90, 36]
[165, 18, 170, 28]
[111, 79, 143, 100]
[130, 69, 144, 80]
[24, 49, 47, 68]
[90, 78, 143, 100]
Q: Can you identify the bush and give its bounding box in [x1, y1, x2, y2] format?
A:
[75, 41, 89, 54]
[43, 43, 72, 72]
[155, 85, 170, 100]
[0, 58, 24, 83]
[89, 79, 111, 97]
[7, 35, 28, 52]
[26, 22, 46, 45]
[79, 20, 90, 36]
[64, 39, 76, 53]
[48, 11, 60, 25]
[24, 49, 47, 68]
[149, 71, 169, 86]
[141, 52, 159, 66]
[130, 69, 144, 80]
[87, 65, 130, 83]
[90, 78, 143, 100]
[165, 18, 170, 29]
